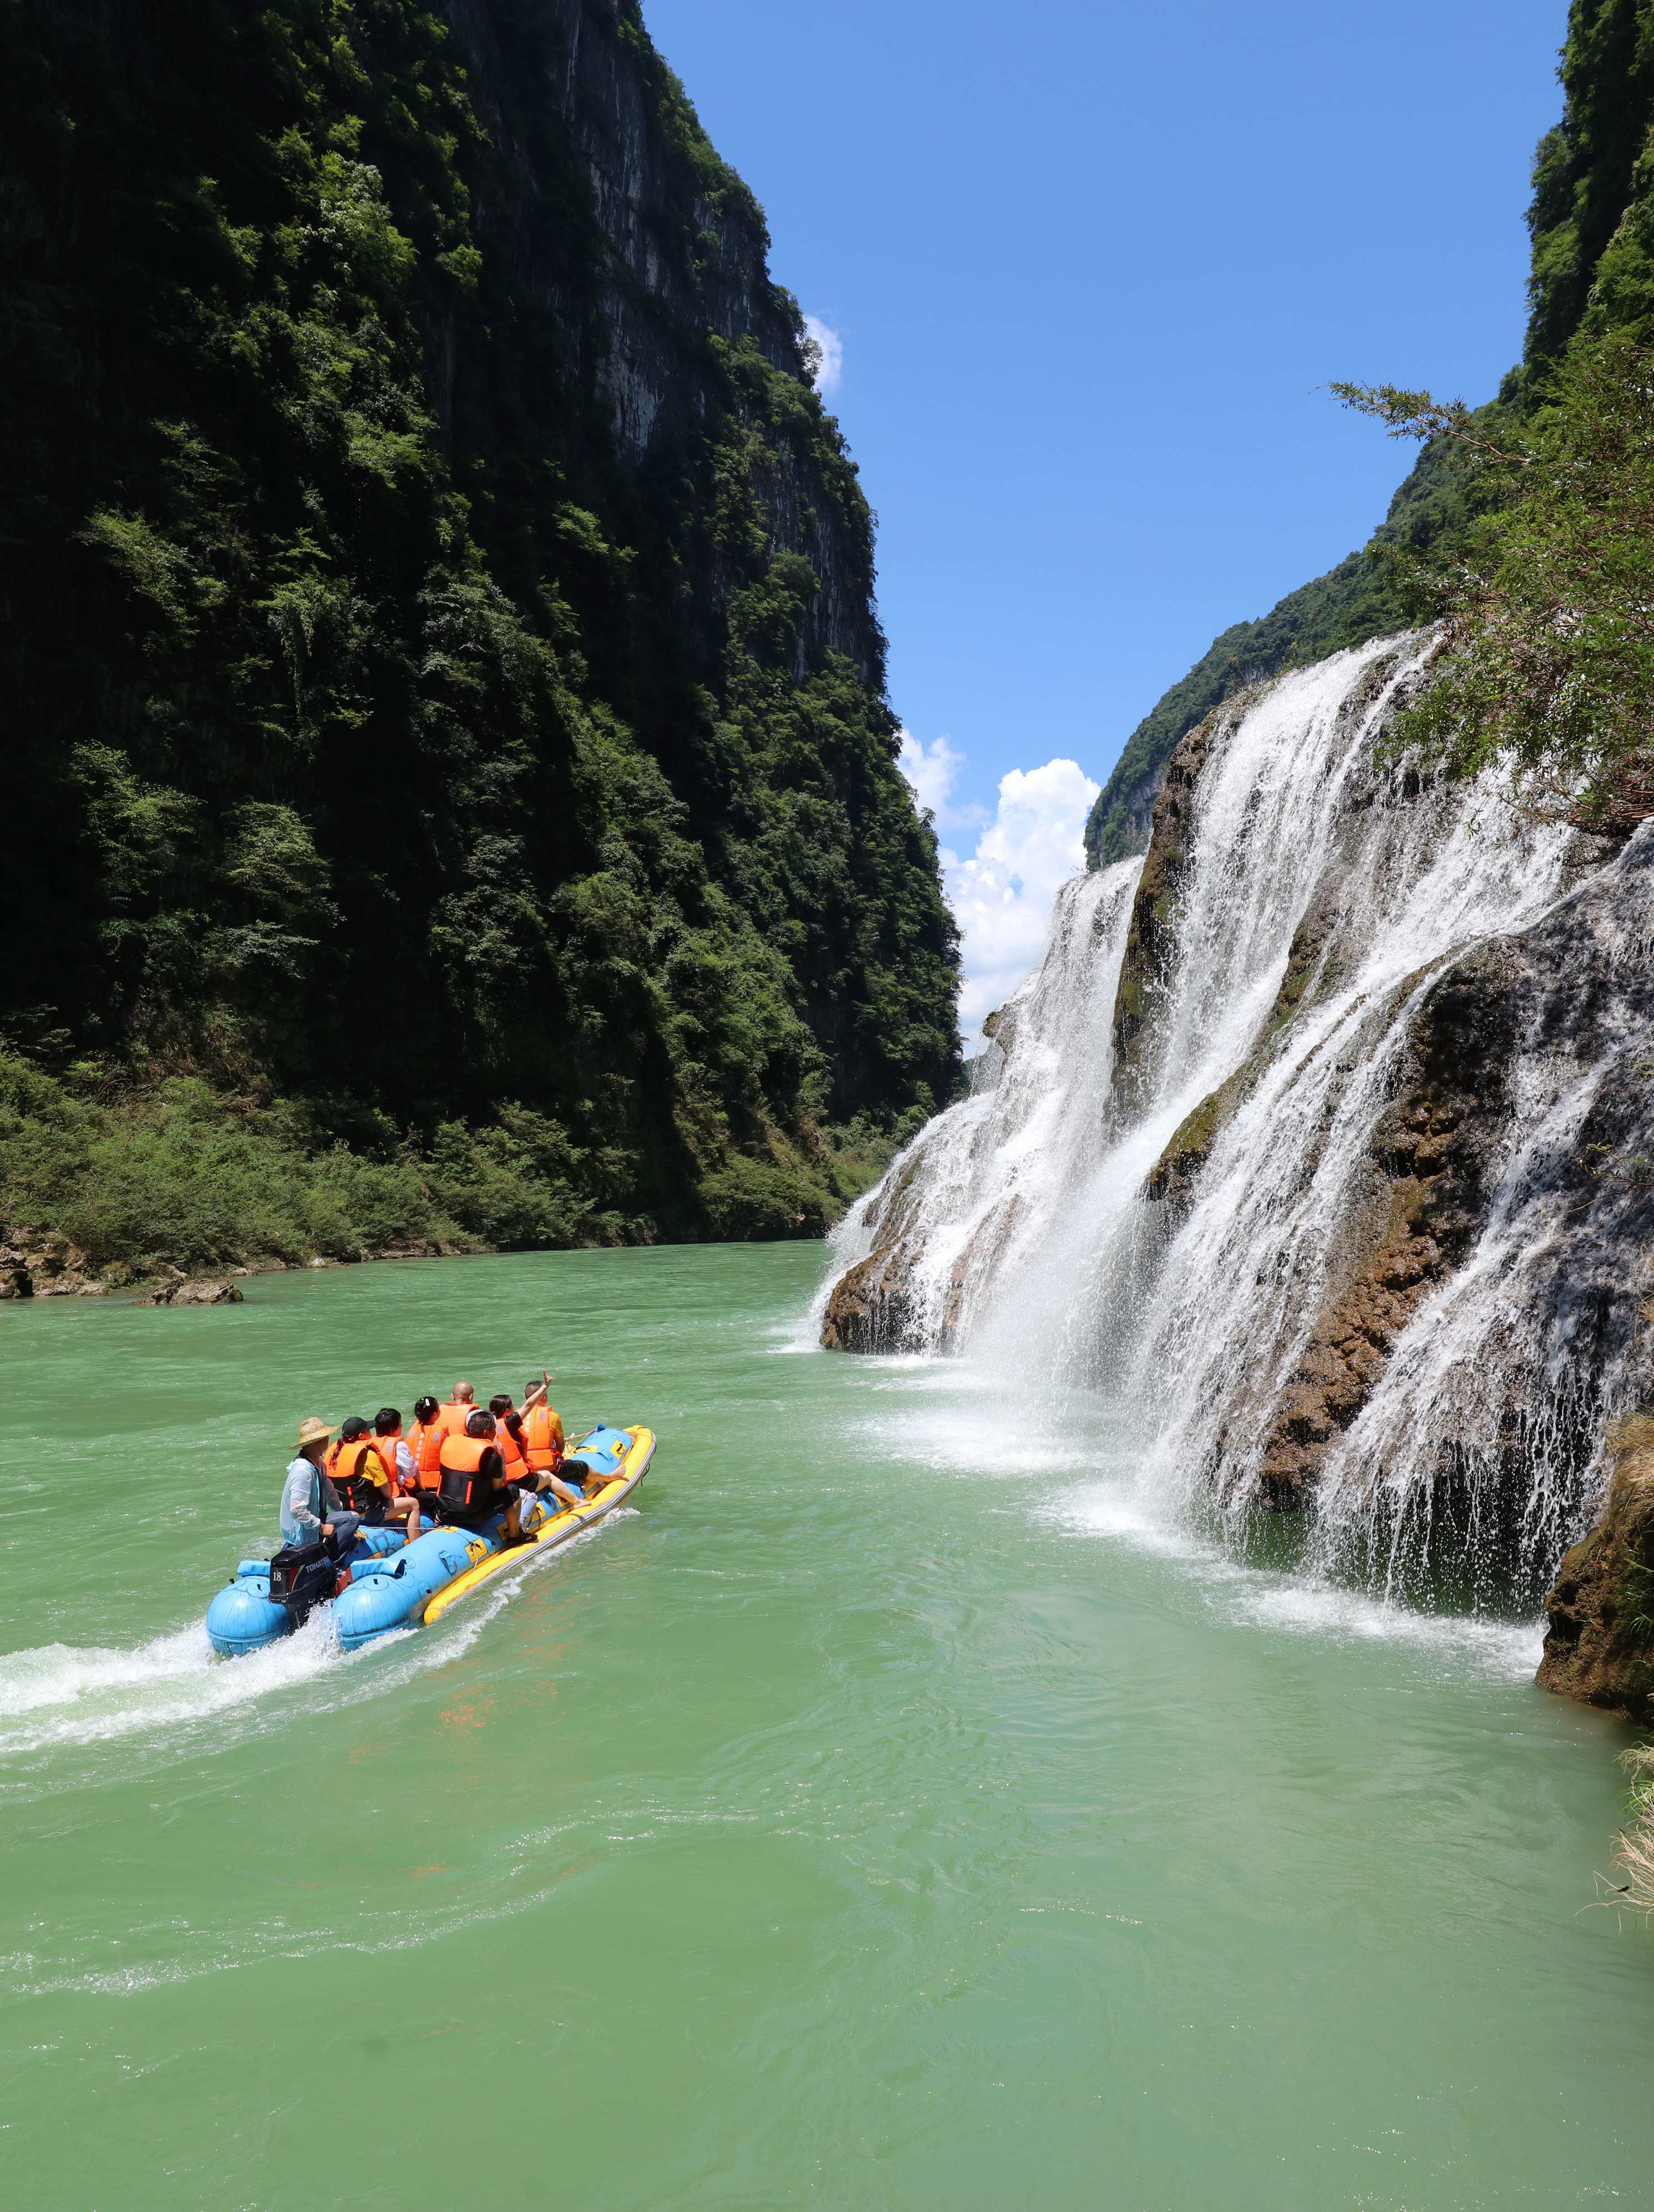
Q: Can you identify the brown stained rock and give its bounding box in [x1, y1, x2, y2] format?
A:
[819, 1247, 913, 1353]
[0, 1231, 104, 1298]
[1109, 704, 1229, 1097]
[819, 1156, 932, 1352]
[1252, 941, 1525, 1509]
[1538, 1417, 1654, 1721]
[821, 1181, 1024, 1356]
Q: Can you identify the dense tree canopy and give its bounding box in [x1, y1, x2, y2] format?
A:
[0, 0, 960, 1262]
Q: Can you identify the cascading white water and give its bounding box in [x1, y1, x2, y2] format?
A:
[821, 635, 1654, 1599]
[812, 859, 1141, 1351]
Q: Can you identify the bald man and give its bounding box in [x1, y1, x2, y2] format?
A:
[439, 1381, 476, 1439]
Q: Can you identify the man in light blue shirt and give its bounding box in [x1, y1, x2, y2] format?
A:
[279, 1417, 360, 1550]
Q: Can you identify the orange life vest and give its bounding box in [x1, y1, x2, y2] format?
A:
[521, 1402, 564, 1473]
[324, 1434, 362, 1482]
[368, 1433, 405, 1491]
[494, 1416, 528, 1479]
[437, 1433, 501, 1517]
[407, 1419, 444, 1489]
[330, 1437, 388, 1515]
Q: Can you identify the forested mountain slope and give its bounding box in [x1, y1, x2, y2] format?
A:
[0, 0, 958, 1271]
[1085, 0, 1654, 869]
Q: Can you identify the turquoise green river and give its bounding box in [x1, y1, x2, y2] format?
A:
[3, 1244, 1651, 2209]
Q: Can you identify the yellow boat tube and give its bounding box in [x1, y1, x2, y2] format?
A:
[420, 1423, 655, 1626]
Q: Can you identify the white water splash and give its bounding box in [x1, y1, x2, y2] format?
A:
[821, 635, 1654, 1599]
[0, 1511, 633, 1789]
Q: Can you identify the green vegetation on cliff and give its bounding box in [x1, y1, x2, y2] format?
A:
[0, 0, 958, 1273]
[1082, 441, 1488, 866]
[1330, 4, 1654, 827]
[1337, 332, 1654, 825]
[1084, 0, 1654, 869]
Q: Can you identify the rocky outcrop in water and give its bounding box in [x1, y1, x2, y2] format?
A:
[819, 1170, 930, 1353]
[140, 1276, 245, 1307]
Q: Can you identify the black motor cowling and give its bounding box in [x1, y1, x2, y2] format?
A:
[266, 1539, 341, 1625]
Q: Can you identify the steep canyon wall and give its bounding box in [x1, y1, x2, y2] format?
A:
[0, 0, 958, 1248]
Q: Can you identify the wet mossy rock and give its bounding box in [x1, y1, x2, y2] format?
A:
[1108, 704, 1230, 1092]
[1251, 929, 1559, 1506]
[1144, 1071, 1245, 1210]
[818, 1150, 929, 1353]
[1540, 1414, 1654, 1723]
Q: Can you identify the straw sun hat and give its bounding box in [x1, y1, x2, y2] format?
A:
[295, 1416, 337, 1450]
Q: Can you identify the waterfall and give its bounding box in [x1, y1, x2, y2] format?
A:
[815, 860, 1140, 1354]
[820, 635, 1654, 1601]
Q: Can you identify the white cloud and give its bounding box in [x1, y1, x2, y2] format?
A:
[802, 313, 843, 396]
[940, 758, 1101, 1044]
[897, 729, 985, 834]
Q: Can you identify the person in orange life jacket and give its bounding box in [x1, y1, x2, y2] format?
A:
[328, 1416, 415, 1537]
[481, 1399, 537, 1545]
[520, 1373, 567, 1474]
[488, 1386, 586, 1513]
[437, 1408, 526, 1543]
[512, 1377, 595, 1508]
[368, 1407, 423, 1541]
[439, 1382, 476, 1439]
[527, 1371, 611, 1503]
[405, 1396, 445, 1499]
[488, 1393, 533, 1484]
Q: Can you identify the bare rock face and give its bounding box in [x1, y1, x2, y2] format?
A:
[0, 1231, 106, 1297]
[1539, 1417, 1654, 1721]
[819, 1165, 929, 1353]
[1249, 943, 1526, 1506]
[142, 1277, 245, 1307]
[1109, 704, 1226, 1098]
[819, 1245, 914, 1354]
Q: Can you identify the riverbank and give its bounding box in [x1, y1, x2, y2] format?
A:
[0, 1052, 910, 1295]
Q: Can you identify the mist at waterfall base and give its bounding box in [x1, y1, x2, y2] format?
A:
[7, 1247, 1654, 2210]
[822, 635, 1654, 1621]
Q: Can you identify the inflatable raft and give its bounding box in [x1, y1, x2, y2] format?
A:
[206, 1425, 654, 1658]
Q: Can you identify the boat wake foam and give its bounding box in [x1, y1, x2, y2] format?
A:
[0, 1511, 635, 1789]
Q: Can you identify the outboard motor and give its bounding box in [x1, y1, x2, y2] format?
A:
[266, 1539, 342, 1626]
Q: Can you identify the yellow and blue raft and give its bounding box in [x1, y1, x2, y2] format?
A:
[205, 1424, 655, 1657]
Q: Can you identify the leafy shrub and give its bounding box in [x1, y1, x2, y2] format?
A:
[1337, 333, 1654, 827]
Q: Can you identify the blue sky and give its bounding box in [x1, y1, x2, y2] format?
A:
[645, 0, 1569, 1027]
